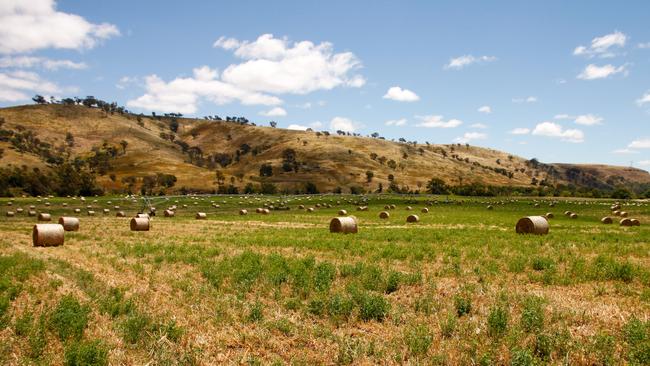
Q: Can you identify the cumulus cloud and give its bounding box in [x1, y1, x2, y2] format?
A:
[512, 96, 537, 103]
[0, 70, 63, 101]
[0, 56, 86, 70]
[639, 160, 650, 167]
[470, 123, 487, 129]
[454, 132, 487, 144]
[287, 124, 309, 131]
[215, 33, 365, 94]
[639, 42, 650, 49]
[612, 148, 638, 154]
[532, 121, 584, 143]
[127, 66, 282, 114]
[573, 31, 627, 58]
[555, 113, 603, 126]
[477, 105, 492, 114]
[510, 128, 530, 135]
[629, 138, 650, 149]
[577, 64, 626, 80]
[415, 115, 462, 128]
[330, 116, 359, 132]
[0, 0, 119, 54]
[382, 86, 419, 102]
[444, 55, 496, 70]
[385, 118, 407, 126]
[259, 107, 287, 117]
[636, 91, 650, 106]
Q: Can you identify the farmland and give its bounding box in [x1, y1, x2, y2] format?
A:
[1, 194, 649, 365]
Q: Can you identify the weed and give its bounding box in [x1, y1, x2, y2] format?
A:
[385, 271, 401, 294]
[520, 296, 544, 333]
[314, 261, 336, 292]
[64, 339, 109, 366]
[404, 324, 432, 357]
[487, 304, 509, 338]
[510, 347, 534, 366]
[247, 301, 264, 322]
[357, 292, 390, 322]
[328, 293, 354, 321]
[49, 294, 90, 342]
[14, 310, 33, 336]
[120, 311, 151, 344]
[440, 313, 456, 338]
[454, 294, 472, 317]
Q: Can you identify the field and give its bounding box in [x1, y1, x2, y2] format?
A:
[0, 194, 649, 365]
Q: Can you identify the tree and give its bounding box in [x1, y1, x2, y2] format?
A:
[119, 140, 128, 154]
[366, 170, 374, 182]
[304, 182, 318, 194]
[65, 133, 75, 147]
[269, 121, 277, 128]
[259, 163, 273, 177]
[169, 118, 179, 133]
[426, 178, 449, 194]
[32, 95, 47, 104]
[611, 188, 632, 199]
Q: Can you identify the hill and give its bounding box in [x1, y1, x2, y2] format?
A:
[1, 104, 649, 196]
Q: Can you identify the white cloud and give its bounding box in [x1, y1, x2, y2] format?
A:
[259, 107, 287, 117]
[215, 33, 365, 94]
[310, 121, 323, 129]
[330, 116, 359, 132]
[612, 148, 638, 154]
[574, 114, 603, 126]
[477, 105, 492, 114]
[444, 55, 496, 70]
[638, 160, 650, 167]
[532, 121, 584, 143]
[0, 0, 120, 54]
[382, 86, 419, 102]
[415, 115, 463, 128]
[636, 91, 650, 106]
[639, 42, 650, 49]
[629, 138, 650, 149]
[454, 132, 487, 144]
[287, 124, 309, 131]
[470, 123, 487, 129]
[510, 128, 530, 135]
[574, 31, 627, 58]
[0, 70, 63, 101]
[577, 64, 626, 80]
[385, 118, 407, 126]
[115, 76, 138, 90]
[0, 56, 87, 70]
[127, 66, 282, 114]
[512, 96, 537, 103]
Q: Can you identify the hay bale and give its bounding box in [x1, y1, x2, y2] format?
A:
[130, 217, 150, 231]
[164, 210, 175, 217]
[515, 216, 549, 235]
[613, 210, 621, 216]
[601, 217, 613, 224]
[136, 213, 149, 219]
[103, 208, 110, 214]
[16, 208, 23, 213]
[329, 216, 358, 234]
[74, 208, 81, 213]
[33, 224, 64, 247]
[62, 203, 67, 207]
[630, 219, 640, 226]
[44, 202, 50, 206]
[7, 202, 12, 206]
[570, 213, 578, 219]
[116, 211, 126, 217]
[545, 213, 554, 219]
[390, 204, 396, 210]
[620, 218, 633, 227]
[564, 211, 572, 216]
[406, 214, 419, 223]
[239, 209, 248, 215]
[196, 212, 207, 219]
[29, 205, 35, 209]
[87, 210, 95, 216]
[262, 208, 270, 215]
[58, 217, 80, 231]
[406, 206, 413, 211]
[298, 204, 305, 209]
[421, 208, 429, 213]
[27, 210, 36, 217]
[338, 209, 348, 216]
[487, 205, 493, 210]
[307, 208, 315, 213]
[384, 205, 390, 210]
[619, 211, 628, 218]
[38, 213, 51, 221]
[6, 211, 15, 217]
[379, 211, 390, 219]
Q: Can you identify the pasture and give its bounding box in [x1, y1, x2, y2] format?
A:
[0, 195, 649, 365]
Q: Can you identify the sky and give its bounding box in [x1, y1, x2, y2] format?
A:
[1, 0, 649, 170]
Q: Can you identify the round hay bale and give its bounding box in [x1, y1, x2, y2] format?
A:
[329, 217, 358, 234]
[307, 208, 315, 213]
[136, 213, 149, 219]
[33, 224, 64, 247]
[73, 208, 81, 213]
[570, 213, 578, 219]
[620, 218, 633, 227]
[534, 203, 540, 208]
[6, 211, 15, 217]
[262, 208, 270, 215]
[7, 202, 12, 206]
[564, 211, 572, 216]
[38, 213, 51, 221]
[379, 211, 390, 219]
[515, 216, 549, 235]
[103, 208, 110, 214]
[406, 214, 419, 223]
[62, 203, 67, 207]
[619, 211, 628, 218]
[406, 206, 412, 211]
[114, 206, 120, 210]
[116, 211, 126, 217]
[28, 210, 37, 217]
[630, 219, 640, 226]
[44, 202, 50, 206]
[16, 208, 23, 213]
[338, 209, 348, 216]
[611, 204, 621, 211]
[130, 217, 150, 231]
[239, 209, 248, 215]
[421, 208, 429, 213]
[87, 210, 95, 216]
[384, 205, 390, 210]
[613, 210, 621, 216]
[390, 204, 396, 210]
[487, 205, 493, 210]
[196, 212, 207, 219]
[164, 210, 175, 217]
[58, 217, 80, 231]
[29, 205, 35, 209]
[545, 212, 554, 219]
[601, 216, 613, 224]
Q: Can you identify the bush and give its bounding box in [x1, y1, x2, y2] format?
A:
[487, 304, 509, 338]
[440, 313, 456, 338]
[328, 293, 354, 321]
[120, 312, 151, 344]
[49, 295, 90, 342]
[247, 301, 264, 322]
[313, 262, 336, 292]
[385, 271, 401, 294]
[520, 296, 544, 333]
[454, 295, 472, 317]
[357, 293, 390, 322]
[404, 324, 432, 357]
[64, 340, 109, 366]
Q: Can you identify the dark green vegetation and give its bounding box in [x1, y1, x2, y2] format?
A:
[0, 193, 648, 364]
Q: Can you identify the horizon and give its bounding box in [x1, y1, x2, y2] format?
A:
[1, 0, 649, 171]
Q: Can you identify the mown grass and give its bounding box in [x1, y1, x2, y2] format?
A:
[0, 193, 648, 364]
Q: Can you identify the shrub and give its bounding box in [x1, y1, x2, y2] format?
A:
[313, 262, 336, 292]
[487, 304, 509, 338]
[385, 271, 401, 294]
[247, 301, 264, 323]
[120, 312, 151, 344]
[440, 313, 456, 338]
[328, 293, 354, 321]
[49, 295, 90, 342]
[510, 348, 534, 366]
[404, 324, 432, 357]
[361, 265, 385, 292]
[64, 340, 109, 366]
[308, 297, 326, 316]
[520, 296, 544, 333]
[358, 293, 390, 322]
[454, 295, 472, 317]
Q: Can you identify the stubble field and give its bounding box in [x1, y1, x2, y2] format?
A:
[0, 194, 649, 365]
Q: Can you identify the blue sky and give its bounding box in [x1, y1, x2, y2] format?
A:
[1, 0, 649, 170]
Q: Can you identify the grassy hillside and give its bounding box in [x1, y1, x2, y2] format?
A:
[0, 104, 648, 195]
